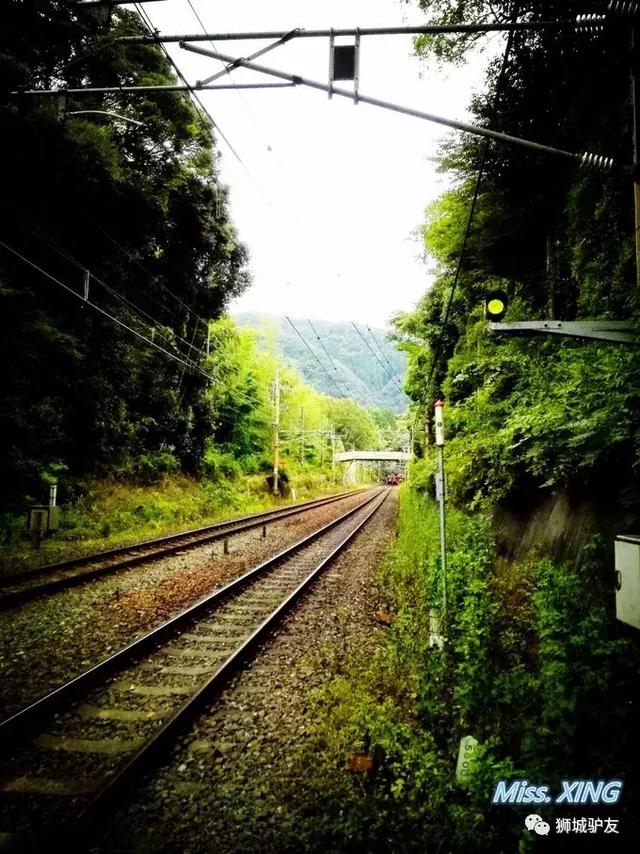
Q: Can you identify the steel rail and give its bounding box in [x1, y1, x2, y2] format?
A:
[0, 487, 389, 851]
[3, 487, 365, 584]
[0, 487, 385, 748]
[0, 489, 367, 610]
[73, 489, 389, 842]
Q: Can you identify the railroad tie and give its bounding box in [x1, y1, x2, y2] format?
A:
[0, 776, 100, 796]
[34, 733, 145, 755]
[161, 664, 217, 677]
[78, 704, 167, 722]
[111, 681, 194, 697]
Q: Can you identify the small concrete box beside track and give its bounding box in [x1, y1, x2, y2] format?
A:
[27, 505, 60, 532]
[615, 534, 640, 630]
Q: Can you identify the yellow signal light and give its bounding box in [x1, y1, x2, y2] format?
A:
[484, 290, 508, 321]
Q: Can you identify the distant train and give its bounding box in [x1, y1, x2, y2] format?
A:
[386, 473, 405, 486]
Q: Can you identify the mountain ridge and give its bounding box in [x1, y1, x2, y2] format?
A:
[232, 312, 407, 412]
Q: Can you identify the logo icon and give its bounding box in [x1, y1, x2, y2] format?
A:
[525, 814, 550, 836]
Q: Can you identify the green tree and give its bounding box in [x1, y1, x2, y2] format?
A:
[0, 2, 249, 505]
[328, 399, 382, 450]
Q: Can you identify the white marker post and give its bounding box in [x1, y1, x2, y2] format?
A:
[434, 399, 447, 630]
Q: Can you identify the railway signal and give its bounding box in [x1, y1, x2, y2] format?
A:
[484, 290, 508, 321]
[484, 288, 636, 344]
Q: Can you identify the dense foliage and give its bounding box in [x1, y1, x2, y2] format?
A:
[0, 5, 401, 521]
[1, 1, 249, 507]
[292, 2, 640, 851]
[393, 0, 640, 509]
[289, 488, 639, 852]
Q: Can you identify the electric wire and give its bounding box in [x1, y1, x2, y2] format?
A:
[305, 319, 394, 409]
[285, 316, 346, 399]
[29, 221, 266, 409]
[134, 2, 275, 207]
[133, 3, 241, 164]
[184, 0, 275, 154]
[20, 222, 209, 364]
[351, 321, 405, 395]
[0, 236, 266, 414]
[364, 323, 405, 393]
[91, 219, 209, 328]
[21, 204, 228, 365]
[306, 319, 352, 396]
[0, 239, 211, 379]
[1, 237, 263, 416]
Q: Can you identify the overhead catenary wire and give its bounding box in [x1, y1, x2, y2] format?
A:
[306, 319, 352, 396]
[134, 2, 277, 208]
[365, 323, 405, 393]
[285, 316, 346, 399]
[183, 0, 276, 154]
[180, 0, 305, 224]
[0, 237, 266, 415]
[351, 321, 405, 395]
[133, 3, 238, 161]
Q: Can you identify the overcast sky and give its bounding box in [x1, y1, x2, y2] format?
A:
[129, 1, 495, 328]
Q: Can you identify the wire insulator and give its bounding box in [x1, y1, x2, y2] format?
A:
[575, 13, 606, 32]
[579, 152, 616, 172]
[608, 1, 640, 16]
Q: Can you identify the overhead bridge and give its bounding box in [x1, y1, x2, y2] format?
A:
[334, 451, 411, 463]
[334, 450, 411, 484]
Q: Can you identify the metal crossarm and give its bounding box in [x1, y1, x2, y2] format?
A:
[178, 42, 617, 171]
[488, 320, 636, 344]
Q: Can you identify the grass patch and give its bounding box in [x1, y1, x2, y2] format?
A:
[0, 471, 346, 577]
[276, 484, 640, 852]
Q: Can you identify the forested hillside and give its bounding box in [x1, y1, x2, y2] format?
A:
[234, 312, 408, 412]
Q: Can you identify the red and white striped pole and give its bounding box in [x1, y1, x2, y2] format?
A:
[434, 400, 447, 628]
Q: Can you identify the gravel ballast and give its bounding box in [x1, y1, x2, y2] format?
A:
[0, 490, 372, 719]
[101, 488, 398, 853]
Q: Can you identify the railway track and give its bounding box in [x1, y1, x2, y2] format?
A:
[0, 488, 367, 611]
[0, 486, 389, 852]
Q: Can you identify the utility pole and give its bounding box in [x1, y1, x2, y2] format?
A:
[631, 24, 640, 288]
[434, 400, 447, 630]
[331, 426, 336, 481]
[299, 406, 305, 465]
[272, 368, 280, 495]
